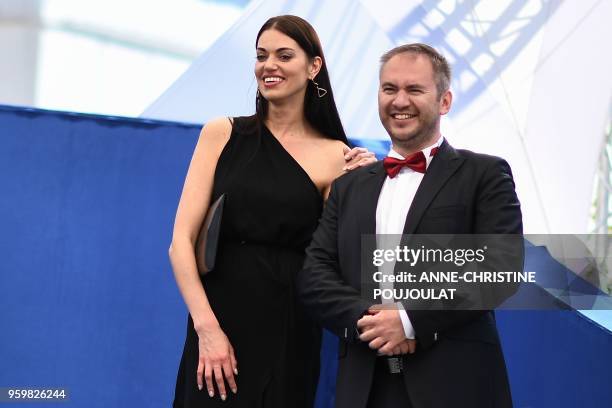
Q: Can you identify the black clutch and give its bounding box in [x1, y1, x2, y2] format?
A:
[195, 193, 226, 275]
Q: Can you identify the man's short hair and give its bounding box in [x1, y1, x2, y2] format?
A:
[380, 43, 451, 98]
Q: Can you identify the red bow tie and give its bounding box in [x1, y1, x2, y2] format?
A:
[383, 147, 439, 178]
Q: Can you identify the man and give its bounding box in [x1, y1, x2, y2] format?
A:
[296, 44, 522, 408]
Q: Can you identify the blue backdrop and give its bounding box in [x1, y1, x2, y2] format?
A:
[1, 105, 610, 407]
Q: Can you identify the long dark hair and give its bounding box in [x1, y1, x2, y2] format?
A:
[254, 15, 348, 144]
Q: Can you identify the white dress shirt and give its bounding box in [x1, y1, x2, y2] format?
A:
[375, 137, 443, 339]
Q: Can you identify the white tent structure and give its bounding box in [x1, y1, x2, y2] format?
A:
[142, 0, 612, 235]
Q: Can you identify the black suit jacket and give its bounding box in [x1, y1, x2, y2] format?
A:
[296, 140, 522, 408]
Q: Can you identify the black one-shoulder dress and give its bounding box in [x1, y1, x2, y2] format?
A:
[174, 116, 323, 407]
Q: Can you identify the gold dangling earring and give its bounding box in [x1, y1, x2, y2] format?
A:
[310, 78, 327, 98]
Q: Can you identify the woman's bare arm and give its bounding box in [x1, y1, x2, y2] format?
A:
[168, 117, 231, 331]
[169, 118, 239, 398]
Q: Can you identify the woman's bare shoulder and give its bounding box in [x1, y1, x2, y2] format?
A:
[318, 138, 348, 161]
[199, 117, 233, 143]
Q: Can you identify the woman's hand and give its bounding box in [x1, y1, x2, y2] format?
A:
[196, 324, 238, 400]
[342, 146, 377, 171]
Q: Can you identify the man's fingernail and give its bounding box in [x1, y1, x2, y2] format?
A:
[234, 368, 238, 375]
[198, 384, 202, 391]
[342, 166, 347, 171]
[221, 394, 227, 401]
[232, 387, 237, 394]
[345, 155, 350, 160]
[208, 390, 214, 397]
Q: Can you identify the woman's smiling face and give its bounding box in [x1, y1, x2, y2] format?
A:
[255, 28, 319, 105]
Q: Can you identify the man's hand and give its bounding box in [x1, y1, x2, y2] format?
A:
[391, 339, 417, 355]
[357, 308, 415, 355]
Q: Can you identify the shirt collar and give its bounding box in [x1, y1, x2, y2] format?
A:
[387, 136, 444, 170]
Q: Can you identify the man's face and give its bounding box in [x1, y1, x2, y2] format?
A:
[378, 53, 451, 153]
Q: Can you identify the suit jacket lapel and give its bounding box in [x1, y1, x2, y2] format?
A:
[356, 163, 387, 282]
[402, 140, 464, 234]
[358, 162, 387, 235]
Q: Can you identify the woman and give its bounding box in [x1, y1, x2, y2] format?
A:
[169, 15, 375, 407]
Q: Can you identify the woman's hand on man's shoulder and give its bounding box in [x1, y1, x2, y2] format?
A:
[341, 144, 377, 172]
